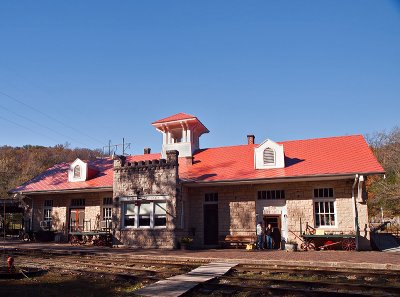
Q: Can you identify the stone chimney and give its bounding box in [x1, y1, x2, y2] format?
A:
[247, 135, 255, 145]
[166, 150, 179, 163]
[144, 147, 151, 154]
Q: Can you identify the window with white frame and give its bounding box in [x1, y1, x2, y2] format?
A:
[122, 201, 167, 228]
[44, 200, 53, 225]
[124, 203, 136, 227]
[102, 197, 113, 221]
[138, 202, 152, 227]
[154, 202, 167, 227]
[314, 188, 336, 227]
[73, 165, 81, 178]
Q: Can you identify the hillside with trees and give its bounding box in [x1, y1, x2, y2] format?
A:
[367, 127, 400, 218]
[0, 144, 104, 198]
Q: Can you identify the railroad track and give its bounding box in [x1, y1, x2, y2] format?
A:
[6, 252, 400, 296]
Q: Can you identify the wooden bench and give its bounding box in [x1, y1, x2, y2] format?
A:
[219, 235, 257, 249]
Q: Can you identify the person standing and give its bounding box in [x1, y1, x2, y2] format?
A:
[265, 224, 273, 249]
[256, 222, 263, 250]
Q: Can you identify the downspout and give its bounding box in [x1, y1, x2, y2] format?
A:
[351, 175, 358, 249]
[180, 183, 184, 229]
[356, 175, 364, 251]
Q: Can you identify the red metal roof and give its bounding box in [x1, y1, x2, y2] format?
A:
[11, 135, 384, 193]
[11, 153, 161, 194]
[152, 112, 196, 124]
[179, 135, 384, 183]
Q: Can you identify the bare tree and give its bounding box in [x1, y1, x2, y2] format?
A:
[366, 127, 400, 217]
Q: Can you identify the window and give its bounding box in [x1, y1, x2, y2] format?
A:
[102, 197, 113, 221]
[122, 201, 167, 228]
[103, 197, 113, 205]
[314, 188, 334, 198]
[257, 190, 285, 200]
[44, 200, 53, 221]
[154, 202, 167, 227]
[263, 148, 275, 165]
[314, 188, 335, 227]
[71, 199, 85, 207]
[314, 201, 336, 227]
[124, 203, 136, 227]
[73, 165, 81, 178]
[205, 193, 218, 202]
[138, 202, 151, 227]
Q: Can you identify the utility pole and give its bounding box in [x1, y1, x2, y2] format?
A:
[102, 138, 131, 156]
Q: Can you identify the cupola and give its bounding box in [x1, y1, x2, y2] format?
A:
[152, 112, 209, 158]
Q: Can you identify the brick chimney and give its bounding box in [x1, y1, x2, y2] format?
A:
[247, 135, 255, 145]
[144, 148, 151, 154]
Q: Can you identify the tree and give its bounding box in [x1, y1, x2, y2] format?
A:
[366, 127, 400, 217]
[0, 144, 104, 198]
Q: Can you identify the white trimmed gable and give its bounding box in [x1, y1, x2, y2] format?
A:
[255, 139, 285, 169]
[68, 158, 88, 182]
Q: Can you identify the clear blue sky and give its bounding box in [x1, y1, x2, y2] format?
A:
[0, 1, 399, 155]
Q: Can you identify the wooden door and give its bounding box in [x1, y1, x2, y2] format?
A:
[69, 208, 85, 232]
[204, 204, 218, 245]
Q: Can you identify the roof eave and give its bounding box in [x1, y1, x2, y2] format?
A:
[11, 186, 113, 196]
[180, 171, 385, 187]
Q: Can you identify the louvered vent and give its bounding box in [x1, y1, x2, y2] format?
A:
[263, 148, 275, 165]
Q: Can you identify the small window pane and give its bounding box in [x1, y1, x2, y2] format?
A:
[125, 204, 136, 215]
[139, 203, 152, 215]
[330, 214, 335, 225]
[276, 190, 281, 199]
[155, 203, 166, 215]
[314, 189, 318, 198]
[319, 189, 324, 198]
[281, 190, 285, 199]
[154, 216, 166, 227]
[329, 188, 334, 197]
[329, 202, 334, 212]
[139, 216, 150, 227]
[124, 217, 135, 227]
[323, 188, 328, 197]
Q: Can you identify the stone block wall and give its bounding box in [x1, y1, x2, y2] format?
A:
[186, 185, 257, 247]
[30, 191, 112, 234]
[113, 150, 180, 248]
[185, 178, 370, 249]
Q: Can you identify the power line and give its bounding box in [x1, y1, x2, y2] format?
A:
[0, 90, 105, 146]
[103, 138, 131, 156]
[0, 114, 63, 144]
[0, 103, 91, 148]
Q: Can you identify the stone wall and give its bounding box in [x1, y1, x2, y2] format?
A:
[113, 150, 180, 248]
[29, 191, 113, 234]
[184, 179, 370, 249]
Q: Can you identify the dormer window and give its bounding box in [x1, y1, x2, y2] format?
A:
[263, 148, 275, 165]
[255, 139, 285, 169]
[73, 165, 81, 178]
[68, 158, 88, 182]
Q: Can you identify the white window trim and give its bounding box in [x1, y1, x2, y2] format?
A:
[102, 207, 112, 220]
[121, 201, 167, 230]
[313, 199, 338, 229]
[44, 206, 52, 221]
